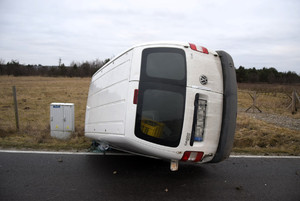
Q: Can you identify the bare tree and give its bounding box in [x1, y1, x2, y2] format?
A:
[0, 58, 5, 65]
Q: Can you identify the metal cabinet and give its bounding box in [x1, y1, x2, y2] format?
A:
[50, 103, 74, 139]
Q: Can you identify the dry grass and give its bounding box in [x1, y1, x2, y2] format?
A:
[238, 83, 300, 118]
[0, 133, 89, 151]
[233, 113, 300, 155]
[0, 76, 299, 155]
[236, 83, 300, 155]
[238, 83, 300, 94]
[0, 76, 91, 150]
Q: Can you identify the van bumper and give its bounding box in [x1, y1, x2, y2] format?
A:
[210, 51, 237, 163]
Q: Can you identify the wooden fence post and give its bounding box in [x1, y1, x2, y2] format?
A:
[287, 90, 299, 114]
[12, 86, 19, 131]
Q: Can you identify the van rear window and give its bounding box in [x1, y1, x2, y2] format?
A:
[140, 48, 186, 85]
[146, 52, 185, 80]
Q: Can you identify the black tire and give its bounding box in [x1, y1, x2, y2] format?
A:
[210, 51, 237, 163]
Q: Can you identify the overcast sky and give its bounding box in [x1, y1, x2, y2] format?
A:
[0, 0, 299, 73]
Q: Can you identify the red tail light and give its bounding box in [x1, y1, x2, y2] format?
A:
[181, 151, 191, 161]
[189, 43, 209, 54]
[133, 89, 139, 104]
[189, 43, 197, 51]
[181, 151, 204, 162]
[201, 47, 209, 54]
[194, 152, 204, 162]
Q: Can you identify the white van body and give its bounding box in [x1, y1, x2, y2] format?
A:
[85, 42, 237, 168]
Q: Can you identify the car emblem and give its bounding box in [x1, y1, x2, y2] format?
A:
[200, 75, 208, 85]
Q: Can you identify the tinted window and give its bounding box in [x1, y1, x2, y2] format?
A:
[135, 47, 186, 147]
[146, 52, 185, 80]
[142, 88, 184, 139]
[140, 48, 186, 86]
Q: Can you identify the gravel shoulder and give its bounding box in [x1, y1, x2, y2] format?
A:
[239, 110, 300, 131]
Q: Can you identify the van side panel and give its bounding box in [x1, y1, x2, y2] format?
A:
[85, 51, 133, 135]
[129, 47, 143, 82]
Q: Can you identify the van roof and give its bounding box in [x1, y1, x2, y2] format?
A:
[93, 41, 211, 78]
[131, 41, 190, 49]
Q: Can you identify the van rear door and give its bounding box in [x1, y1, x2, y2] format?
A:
[185, 44, 224, 149]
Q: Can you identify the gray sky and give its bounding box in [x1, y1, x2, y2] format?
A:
[0, 0, 300, 73]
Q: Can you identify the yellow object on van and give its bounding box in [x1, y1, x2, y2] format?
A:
[141, 119, 164, 138]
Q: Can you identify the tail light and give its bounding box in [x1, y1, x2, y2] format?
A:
[190, 93, 207, 146]
[181, 151, 204, 162]
[189, 43, 209, 54]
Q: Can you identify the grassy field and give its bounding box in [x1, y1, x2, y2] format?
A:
[233, 113, 299, 155]
[0, 76, 91, 150]
[0, 76, 299, 155]
[238, 83, 300, 117]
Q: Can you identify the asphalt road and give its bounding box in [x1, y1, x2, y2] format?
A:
[0, 151, 299, 201]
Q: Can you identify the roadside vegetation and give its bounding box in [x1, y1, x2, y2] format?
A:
[233, 113, 300, 155]
[0, 76, 299, 155]
[0, 76, 91, 151]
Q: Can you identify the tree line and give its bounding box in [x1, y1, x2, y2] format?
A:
[0, 58, 110, 77]
[0, 59, 299, 83]
[236, 66, 299, 83]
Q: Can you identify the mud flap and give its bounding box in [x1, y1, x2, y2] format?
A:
[210, 51, 237, 163]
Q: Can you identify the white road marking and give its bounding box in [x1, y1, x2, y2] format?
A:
[0, 149, 300, 159]
[230, 155, 300, 159]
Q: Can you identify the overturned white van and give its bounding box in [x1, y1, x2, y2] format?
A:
[85, 42, 237, 170]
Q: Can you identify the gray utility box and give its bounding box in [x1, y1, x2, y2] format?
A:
[50, 103, 75, 139]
